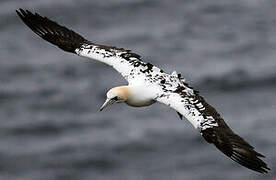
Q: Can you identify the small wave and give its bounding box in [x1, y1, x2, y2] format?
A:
[198, 69, 276, 91]
[7, 123, 62, 136]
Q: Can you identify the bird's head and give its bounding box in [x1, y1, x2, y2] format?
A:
[100, 86, 129, 111]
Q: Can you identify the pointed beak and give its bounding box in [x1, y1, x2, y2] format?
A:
[99, 98, 115, 111]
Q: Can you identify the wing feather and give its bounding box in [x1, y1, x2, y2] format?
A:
[17, 9, 270, 173]
[16, 9, 163, 84]
[157, 81, 270, 173]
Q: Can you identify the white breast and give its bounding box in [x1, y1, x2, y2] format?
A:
[126, 86, 157, 107]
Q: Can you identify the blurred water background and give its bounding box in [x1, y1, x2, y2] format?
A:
[0, 0, 275, 179]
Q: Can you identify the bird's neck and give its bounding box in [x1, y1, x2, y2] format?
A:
[121, 85, 157, 107]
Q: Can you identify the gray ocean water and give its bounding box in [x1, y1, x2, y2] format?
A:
[0, 0, 275, 179]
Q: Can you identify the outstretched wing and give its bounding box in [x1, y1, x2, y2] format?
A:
[17, 9, 270, 173]
[16, 9, 164, 85]
[156, 79, 270, 173]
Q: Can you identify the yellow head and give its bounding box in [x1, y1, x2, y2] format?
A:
[99, 86, 129, 111]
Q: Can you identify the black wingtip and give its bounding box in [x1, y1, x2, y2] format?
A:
[16, 8, 89, 53]
[201, 125, 270, 174]
[231, 152, 270, 174]
[229, 138, 270, 173]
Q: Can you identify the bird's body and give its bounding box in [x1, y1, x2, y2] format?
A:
[124, 86, 157, 107]
[16, 9, 270, 173]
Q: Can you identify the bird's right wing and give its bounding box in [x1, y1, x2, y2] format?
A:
[16, 9, 270, 173]
[16, 9, 163, 85]
[156, 81, 270, 173]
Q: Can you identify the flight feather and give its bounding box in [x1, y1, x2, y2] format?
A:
[16, 9, 270, 173]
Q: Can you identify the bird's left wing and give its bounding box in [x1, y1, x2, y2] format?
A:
[156, 79, 270, 173]
[16, 9, 270, 173]
[16, 9, 163, 85]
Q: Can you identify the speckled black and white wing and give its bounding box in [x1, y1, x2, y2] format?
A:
[17, 9, 270, 173]
[16, 9, 162, 85]
[156, 77, 270, 173]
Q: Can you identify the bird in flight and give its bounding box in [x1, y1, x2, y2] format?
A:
[16, 9, 270, 173]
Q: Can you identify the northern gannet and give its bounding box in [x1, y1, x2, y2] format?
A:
[16, 9, 270, 173]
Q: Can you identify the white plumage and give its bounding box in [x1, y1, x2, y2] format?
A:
[16, 9, 270, 173]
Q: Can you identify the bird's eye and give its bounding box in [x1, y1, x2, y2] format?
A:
[112, 96, 118, 101]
